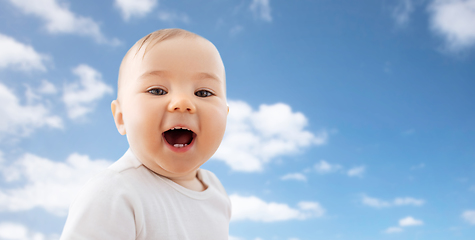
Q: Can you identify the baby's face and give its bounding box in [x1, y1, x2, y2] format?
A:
[114, 37, 227, 180]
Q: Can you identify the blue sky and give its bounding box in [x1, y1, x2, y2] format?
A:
[0, 0, 474, 239]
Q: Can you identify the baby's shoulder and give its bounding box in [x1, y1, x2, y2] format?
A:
[108, 150, 142, 173]
[199, 169, 227, 195]
[88, 153, 141, 187]
[75, 168, 135, 203]
[72, 151, 147, 205]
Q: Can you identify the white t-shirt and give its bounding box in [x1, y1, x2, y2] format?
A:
[60, 149, 231, 240]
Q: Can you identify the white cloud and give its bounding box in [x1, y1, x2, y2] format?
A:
[157, 10, 190, 24]
[230, 194, 324, 222]
[250, 0, 272, 22]
[314, 160, 341, 174]
[384, 216, 423, 233]
[410, 163, 425, 170]
[25, 80, 57, 105]
[362, 195, 425, 208]
[0, 33, 49, 72]
[362, 195, 391, 208]
[281, 173, 306, 182]
[213, 100, 327, 172]
[0, 82, 62, 139]
[230, 25, 244, 36]
[462, 210, 475, 224]
[428, 0, 475, 52]
[384, 226, 404, 233]
[393, 197, 425, 206]
[7, 0, 119, 45]
[308, 160, 368, 178]
[347, 166, 365, 177]
[115, 0, 158, 21]
[0, 222, 28, 240]
[0, 222, 58, 240]
[38, 79, 57, 95]
[392, 0, 414, 26]
[399, 216, 424, 226]
[0, 152, 111, 216]
[62, 64, 113, 119]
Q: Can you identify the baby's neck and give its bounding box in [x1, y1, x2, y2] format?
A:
[169, 171, 207, 192]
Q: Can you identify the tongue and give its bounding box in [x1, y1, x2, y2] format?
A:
[164, 129, 193, 145]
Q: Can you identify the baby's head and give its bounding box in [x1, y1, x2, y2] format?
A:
[111, 29, 228, 180]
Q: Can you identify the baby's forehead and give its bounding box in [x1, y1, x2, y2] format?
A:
[141, 37, 221, 70]
[118, 36, 225, 93]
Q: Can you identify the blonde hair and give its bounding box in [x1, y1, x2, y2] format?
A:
[117, 29, 201, 100]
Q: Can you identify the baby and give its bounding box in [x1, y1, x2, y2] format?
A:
[60, 29, 231, 239]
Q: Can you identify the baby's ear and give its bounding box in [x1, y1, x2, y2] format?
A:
[111, 100, 126, 135]
[227, 105, 229, 115]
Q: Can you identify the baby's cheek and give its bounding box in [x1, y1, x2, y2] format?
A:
[205, 111, 227, 146]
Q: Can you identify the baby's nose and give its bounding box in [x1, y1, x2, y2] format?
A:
[168, 95, 196, 113]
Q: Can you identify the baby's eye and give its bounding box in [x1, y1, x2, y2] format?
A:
[148, 88, 167, 95]
[195, 90, 214, 98]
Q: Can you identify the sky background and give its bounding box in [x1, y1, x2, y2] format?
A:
[0, 0, 474, 239]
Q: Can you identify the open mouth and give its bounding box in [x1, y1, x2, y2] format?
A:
[163, 127, 196, 148]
